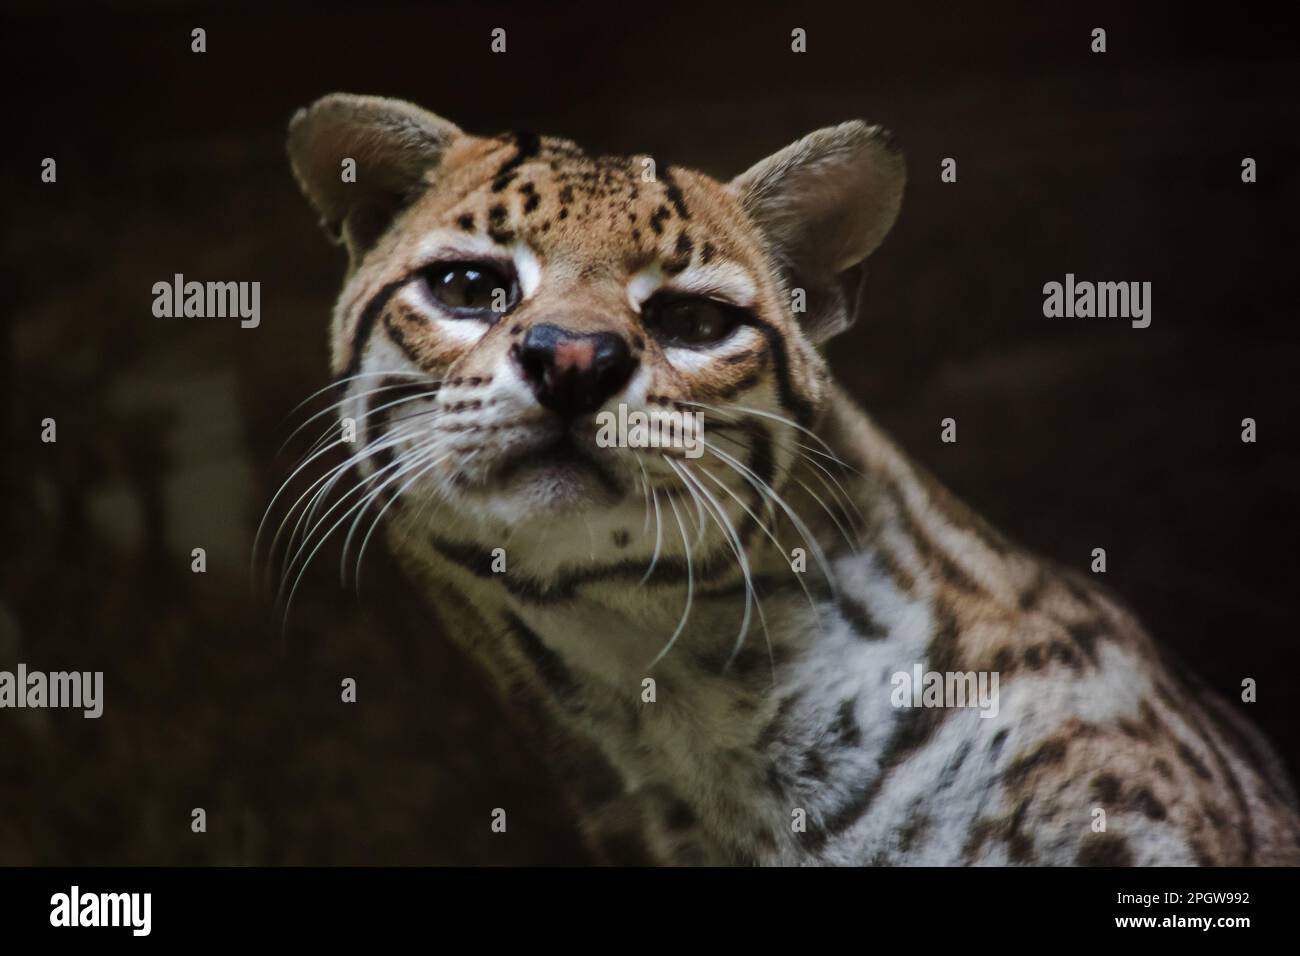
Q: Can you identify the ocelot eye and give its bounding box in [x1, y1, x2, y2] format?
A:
[421, 262, 517, 317]
[642, 294, 745, 347]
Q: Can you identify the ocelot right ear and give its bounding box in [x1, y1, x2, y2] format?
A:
[288, 93, 462, 269]
[728, 121, 905, 345]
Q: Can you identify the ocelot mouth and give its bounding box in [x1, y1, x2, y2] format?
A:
[493, 433, 624, 498]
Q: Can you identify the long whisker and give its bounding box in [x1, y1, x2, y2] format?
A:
[359, 447, 467, 594]
[652, 483, 695, 667]
[279, 445, 417, 605]
[682, 400, 860, 476]
[280, 440, 445, 625]
[276, 423, 434, 590]
[277, 370, 432, 428]
[707, 425, 863, 543]
[255, 419, 423, 590]
[278, 381, 441, 458]
[343, 445, 456, 586]
[701, 437, 839, 601]
[262, 422, 426, 593]
[693, 448, 827, 637]
[640, 479, 665, 586]
[636, 456, 652, 537]
[671, 460, 759, 673]
[684, 400, 866, 546]
[791, 474, 861, 552]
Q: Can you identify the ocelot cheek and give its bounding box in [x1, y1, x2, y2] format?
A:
[688, 349, 770, 405]
[383, 302, 477, 374]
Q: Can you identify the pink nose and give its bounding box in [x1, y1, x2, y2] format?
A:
[513, 323, 637, 417]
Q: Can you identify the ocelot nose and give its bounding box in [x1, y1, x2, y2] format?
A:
[514, 324, 638, 417]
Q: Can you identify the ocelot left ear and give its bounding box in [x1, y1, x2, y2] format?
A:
[728, 122, 905, 344]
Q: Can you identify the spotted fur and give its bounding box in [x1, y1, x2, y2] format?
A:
[285, 94, 1300, 865]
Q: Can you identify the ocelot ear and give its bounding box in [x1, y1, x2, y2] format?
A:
[288, 93, 462, 267]
[728, 122, 905, 344]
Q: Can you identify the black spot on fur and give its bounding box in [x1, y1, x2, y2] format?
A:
[504, 612, 578, 701]
[700, 240, 715, 264]
[1131, 786, 1167, 820]
[938, 739, 972, 791]
[611, 529, 631, 549]
[649, 204, 671, 235]
[492, 130, 541, 192]
[828, 698, 862, 748]
[1091, 772, 1122, 803]
[1018, 568, 1047, 610]
[1004, 737, 1068, 787]
[661, 168, 691, 219]
[456, 212, 475, 231]
[517, 181, 541, 214]
[1048, 639, 1081, 670]
[1006, 798, 1035, 862]
[1076, 833, 1134, 866]
[1067, 620, 1103, 664]
[801, 748, 830, 781]
[1177, 741, 1213, 780]
[988, 727, 1009, 760]
[486, 203, 514, 243]
[899, 808, 932, 851]
[665, 800, 697, 831]
[838, 596, 886, 639]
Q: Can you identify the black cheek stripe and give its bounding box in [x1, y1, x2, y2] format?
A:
[342, 276, 413, 380]
[742, 317, 815, 426]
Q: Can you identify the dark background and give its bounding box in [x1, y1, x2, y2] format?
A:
[3, 1, 1297, 864]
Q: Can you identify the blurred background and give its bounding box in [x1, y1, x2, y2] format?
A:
[2, 1, 1297, 864]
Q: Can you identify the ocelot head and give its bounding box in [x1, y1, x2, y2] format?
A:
[287, 93, 904, 576]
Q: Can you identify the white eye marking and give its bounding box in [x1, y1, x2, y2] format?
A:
[511, 241, 542, 299]
[669, 262, 756, 307]
[664, 325, 760, 369]
[627, 260, 756, 311]
[627, 263, 666, 312]
[396, 284, 488, 344]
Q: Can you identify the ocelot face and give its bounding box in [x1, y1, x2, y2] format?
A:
[285, 94, 904, 572]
